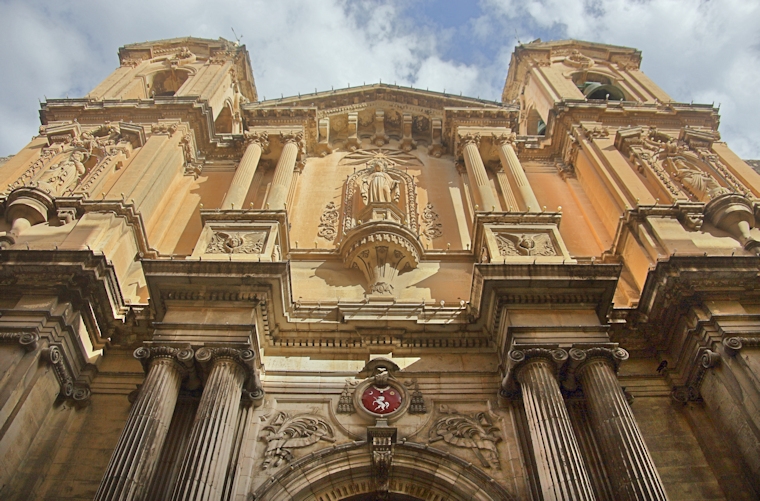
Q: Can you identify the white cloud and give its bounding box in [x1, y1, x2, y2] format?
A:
[1, 0, 758, 159]
[479, 0, 760, 157]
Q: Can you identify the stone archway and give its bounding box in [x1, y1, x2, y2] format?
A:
[251, 441, 518, 501]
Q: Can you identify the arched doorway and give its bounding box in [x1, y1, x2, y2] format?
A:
[251, 441, 517, 501]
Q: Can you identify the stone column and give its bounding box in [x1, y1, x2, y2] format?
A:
[95, 346, 194, 501]
[572, 347, 668, 501]
[265, 132, 302, 210]
[221, 131, 268, 210]
[495, 133, 540, 212]
[510, 348, 596, 501]
[171, 348, 256, 501]
[460, 133, 498, 212]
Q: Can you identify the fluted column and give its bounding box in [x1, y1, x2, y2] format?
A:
[171, 348, 255, 501]
[572, 347, 668, 501]
[266, 132, 302, 210]
[460, 133, 498, 211]
[511, 349, 596, 501]
[95, 346, 194, 501]
[495, 133, 540, 212]
[222, 131, 268, 210]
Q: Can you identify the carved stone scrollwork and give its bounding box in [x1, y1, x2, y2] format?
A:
[318, 201, 340, 241]
[428, 405, 501, 469]
[421, 203, 442, 240]
[261, 412, 335, 469]
[0, 331, 39, 351]
[723, 336, 760, 356]
[563, 50, 595, 69]
[568, 346, 629, 371]
[205, 230, 266, 254]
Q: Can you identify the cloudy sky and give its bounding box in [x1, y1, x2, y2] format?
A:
[1, 0, 759, 158]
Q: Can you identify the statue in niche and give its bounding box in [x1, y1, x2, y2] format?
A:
[35, 150, 89, 196]
[361, 159, 399, 204]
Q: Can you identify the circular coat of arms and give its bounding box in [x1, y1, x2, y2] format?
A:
[360, 384, 402, 415]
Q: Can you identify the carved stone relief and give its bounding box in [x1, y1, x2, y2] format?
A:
[496, 232, 556, 257]
[421, 203, 442, 240]
[428, 405, 501, 469]
[205, 231, 266, 254]
[337, 378, 359, 414]
[317, 201, 339, 241]
[261, 412, 336, 469]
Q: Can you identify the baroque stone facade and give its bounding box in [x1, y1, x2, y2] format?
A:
[0, 36, 759, 501]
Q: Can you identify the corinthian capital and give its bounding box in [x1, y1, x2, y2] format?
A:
[458, 132, 481, 147]
[280, 131, 304, 146]
[244, 130, 269, 149]
[492, 132, 517, 146]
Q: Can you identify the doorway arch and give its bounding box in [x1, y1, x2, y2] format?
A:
[251, 441, 518, 501]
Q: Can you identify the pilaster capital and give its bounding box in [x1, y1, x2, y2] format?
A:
[133, 345, 195, 374]
[195, 346, 263, 397]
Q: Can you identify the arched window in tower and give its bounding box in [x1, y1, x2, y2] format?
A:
[148, 69, 190, 97]
[214, 103, 234, 133]
[573, 72, 627, 101]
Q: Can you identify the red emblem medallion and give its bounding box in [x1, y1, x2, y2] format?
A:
[361, 384, 402, 415]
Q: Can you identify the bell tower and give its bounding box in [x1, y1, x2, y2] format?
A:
[503, 40, 671, 136]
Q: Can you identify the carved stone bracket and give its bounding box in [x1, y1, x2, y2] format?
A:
[672, 348, 721, 403]
[42, 345, 91, 406]
[0, 331, 39, 351]
[723, 336, 760, 356]
[195, 347, 263, 399]
[368, 425, 397, 499]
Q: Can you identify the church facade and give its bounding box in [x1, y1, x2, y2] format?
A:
[0, 36, 758, 500]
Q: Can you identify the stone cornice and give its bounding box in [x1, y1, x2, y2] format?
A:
[0, 249, 128, 348]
